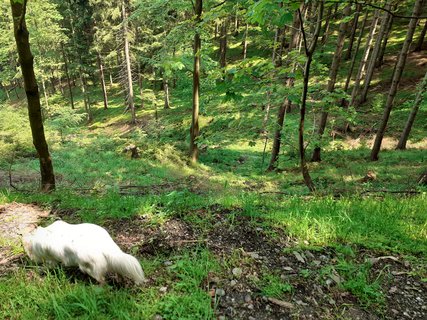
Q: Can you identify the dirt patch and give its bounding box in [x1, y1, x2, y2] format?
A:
[0, 203, 49, 267]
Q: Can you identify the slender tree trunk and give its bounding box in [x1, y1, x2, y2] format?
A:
[10, 0, 55, 191]
[79, 69, 92, 121]
[163, 77, 170, 109]
[272, 27, 279, 64]
[396, 70, 427, 150]
[61, 46, 74, 110]
[138, 62, 144, 108]
[414, 19, 427, 51]
[267, 9, 301, 171]
[342, 10, 369, 106]
[190, 0, 202, 163]
[350, 10, 379, 108]
[41, 78, 49, 109]
[242, 23, 248, 59]
[371, 0, 423, 161]
[123, 0, 136, 124]
[359, 5, 392, 105]
[298, 2, 323, 192]
[49, 68, 56, 93]
[109, 71, 113, 86]
[376, 13, 394, 68]
[311, 4, 351, 162]
[320, 5, 332, 45]
[219, 19, 227, 68]
[58, 76, 64, 95]
[97, 53, 108, 110]
[344, 4, 361, 60]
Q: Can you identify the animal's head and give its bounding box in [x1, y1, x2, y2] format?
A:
[22, 226, 46, 259]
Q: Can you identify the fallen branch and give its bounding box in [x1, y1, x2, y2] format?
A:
[267, 297, 295, 309]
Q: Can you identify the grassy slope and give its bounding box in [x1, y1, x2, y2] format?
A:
[0, 19, 427, 320]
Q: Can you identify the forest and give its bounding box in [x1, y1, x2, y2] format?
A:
[0, 0, 426, 319]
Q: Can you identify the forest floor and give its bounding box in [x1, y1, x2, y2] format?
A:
[1, 30, 427, 320]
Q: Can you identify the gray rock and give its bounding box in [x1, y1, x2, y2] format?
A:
[216, 288, 226, 297]
[232, 267, 243, 278]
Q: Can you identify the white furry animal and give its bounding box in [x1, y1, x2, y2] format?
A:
[22, 220, 145, 284]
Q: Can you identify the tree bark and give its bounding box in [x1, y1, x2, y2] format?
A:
[10, 0, 55, 191]
[371, 0, 423, 161]
[79, 68, 92, 121]
[376, 13, 394, 68]
[311, 4, 351, 162]
[320, 5, 332, 46]
[350, 10, 379, 108]
[123, 0, 136, 124]
[190, 0, 202, 163]
[242, 23, 248, 59]
[61, 45, 74, 109]
[396, 70, 427, 150]
[359, 5, 392, 105]
[219, 19, 227, 68]
[138, 62, 144, 109]
[97, 53, 108, 110]
[163, 77, 170, 109]
[414, 19, 427, 51]
[298, 2, 323, 192]
[267, 9, 301, 171]
[344, 4, 362, 61]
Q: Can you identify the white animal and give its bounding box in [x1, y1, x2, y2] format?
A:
[22, 220, 145, 284]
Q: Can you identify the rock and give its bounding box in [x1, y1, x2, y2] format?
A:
[159, 286, 168, 293]
[244, 294, 252, 303]
[218, 316, 226, 320]
[389, 286, 398, 294]
[230, 280, 237, 287]
[249, 317, 256, 320]
[313, 260, 321, 266]
[249, 252, 261, 259]
[232, 267, 243, 278]
[216, 288, 226, 297]
[283, 266, 294, 272]
[164, 260, 173, 266]
[247, 304, 254, 310]
[305, 251, 315, 259]
[293, 251, 305, 263]
[153, 315, 163, 320]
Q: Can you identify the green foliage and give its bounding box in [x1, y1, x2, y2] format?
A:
[255, 272, 293, 299]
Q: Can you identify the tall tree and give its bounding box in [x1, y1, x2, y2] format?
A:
[298, 1, 323, 192]
[371, 0, 424, 161]
[414, 19, 427, 51]
[311, 4, 351, 162]
[359, 4, 392, 105]
[396, 70, 427, 150]
[190, 0, 202, 163]
[122, 0, 136, 124]
[10, 0, 55, 191]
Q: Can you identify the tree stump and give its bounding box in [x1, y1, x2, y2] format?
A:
[123, 144, 140, 159]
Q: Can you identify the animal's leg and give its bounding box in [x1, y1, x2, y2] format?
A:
[79, 261, 106, 284]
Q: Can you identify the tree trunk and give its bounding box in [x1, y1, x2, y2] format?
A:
[267, 8, 302, 171]
[311, 4, 351, 162]
[163, 77, 170, 109]
[414, 19, 427, 51]
[396, 70, 427, 150]
[97, 53, 108, 110]
[298, 2, 323, 192]
[109, 72, 113, 86]
[41, 77, 49, 109]
[242, 23, 248, 59]
[342, 10, 368, 106]
[10, 0, 55, 192]
[49, 68, 56, 94]
[123, 0, 136, 124]
[79, 69, 92, 121]
[349, 10, 379, 108]
[320, 5, 333, 45]
[190, 0, 202, 163]
[138, 62, 144, 108]
[371, 0, 423, 161]
[61, 45, 74, 110]
[219, 19, 227, 68]
[376, 13, 394, 68]
[359, 5, 391, 105]
[344, 4, 361, 60]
